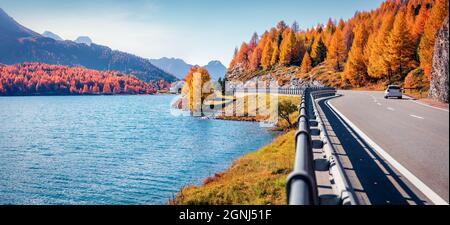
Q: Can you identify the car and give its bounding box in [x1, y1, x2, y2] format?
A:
[384, 85, 403, 99]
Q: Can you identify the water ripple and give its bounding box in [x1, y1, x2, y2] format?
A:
[0, 95, 275, 204]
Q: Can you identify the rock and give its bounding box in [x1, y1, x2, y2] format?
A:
[429, 17, 449, 103]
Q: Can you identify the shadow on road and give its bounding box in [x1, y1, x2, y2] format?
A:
[318, 97, 427, 205]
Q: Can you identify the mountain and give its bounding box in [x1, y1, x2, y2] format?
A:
[149, 57, 192, 80]
[204, 60, 227, 82]
[74, 36, 92, 46]
[0, 8, 177, 82]
[0, 8, 39, 39]
[42, 31, 63, 41]
[149, 57, 226, 81]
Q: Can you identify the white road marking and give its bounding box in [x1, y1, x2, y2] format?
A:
[410, 115, 424, 119]
[327, 101, 449, 205]
[387, 107, 395, 111]
[411, 100, 449, 112]
[377, 103, 382, 106]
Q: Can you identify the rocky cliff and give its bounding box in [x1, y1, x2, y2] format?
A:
[429, 17, 449, 103]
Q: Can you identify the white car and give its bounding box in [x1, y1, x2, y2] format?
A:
[384, 85, 403, 99]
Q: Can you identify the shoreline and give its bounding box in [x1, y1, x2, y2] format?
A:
[170, 94, 299, 205]
[170, 129, 294, 205]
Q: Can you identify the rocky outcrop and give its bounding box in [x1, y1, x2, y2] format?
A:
[429, 17, 449, 103]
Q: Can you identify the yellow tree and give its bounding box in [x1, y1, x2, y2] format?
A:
[279, 29, 297, 66]
[419, 0, 449, 82]
[367, 13, 395, 79]
[387, 11, 417, 80]
[183, 67, 212, 115]
[261, 40, 274, 70]
[326, 28, 347, 71]
[343, 24, 369, 87]
[300, 52, 313, 74]
[270, 42, 280, 66]
[412, 5, 430, 43]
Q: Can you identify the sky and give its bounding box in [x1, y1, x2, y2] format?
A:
[0, 0, 384, 66]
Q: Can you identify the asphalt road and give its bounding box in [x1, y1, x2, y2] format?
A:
[327, 90, 449, 204]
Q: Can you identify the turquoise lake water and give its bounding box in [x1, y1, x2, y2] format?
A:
[0, 95, 275, 204]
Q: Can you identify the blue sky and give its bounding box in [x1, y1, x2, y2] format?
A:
[0, 0, 384, 65]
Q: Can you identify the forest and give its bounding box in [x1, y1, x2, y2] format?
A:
[0, 63, 169, 96]
[228, 0, 448, 90]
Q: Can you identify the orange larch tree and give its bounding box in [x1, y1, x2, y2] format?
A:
[419, 0, 449, 82]
[387, 10, 417, 80]
[300, 52, 313, 75]
[326, 28, 347, 71]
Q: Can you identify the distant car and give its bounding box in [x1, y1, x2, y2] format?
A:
[384, 85, 403, 99]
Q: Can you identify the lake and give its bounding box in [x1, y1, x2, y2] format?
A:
[0, 95, 275, 204]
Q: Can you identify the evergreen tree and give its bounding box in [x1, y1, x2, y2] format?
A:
[311, 36, 327, 66]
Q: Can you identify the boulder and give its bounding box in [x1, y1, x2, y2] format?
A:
[429, 17, 449, 103]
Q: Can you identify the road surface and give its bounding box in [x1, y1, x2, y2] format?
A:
[323, 90, 448, 204]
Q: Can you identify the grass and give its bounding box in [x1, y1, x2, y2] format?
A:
[170, 95, 300, 205]
[170, 130, 296, 205]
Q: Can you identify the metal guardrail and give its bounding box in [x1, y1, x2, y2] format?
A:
[310, 90, 357, 205]
[286, 87, 356, 205]
[231, 88, 307, 96]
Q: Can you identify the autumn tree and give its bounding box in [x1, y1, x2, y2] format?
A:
[270, 42, 280, 66]
[235, 42, 251, 69]
[92, 83, 100, 94]
[326, 28, 347, 71]
[249, 32, 259, 49]
[324, 18, 337, 47]
[343, 24, 369, 87]
[223, 0, 445, 91]
[386, 11, 417, 80]
[113, 82, 121, 94]
[412, 5, 430, 43]
[367, 13, 395, 79]
[404, 68, 426, 90]
[278, 100, 298, 128]
[183, 67, 213, 115]
[261, 40, 274, 70]
[300, 52, 313, 75]
[82, 84, 89, 94]
[279, 29, 297, 65]
[0, 63, 155, 96]
[103, 83, 111, 94]
[419, 0, 449, 82]
[310, 36, 327, 66]
[249, 46, 263, 71]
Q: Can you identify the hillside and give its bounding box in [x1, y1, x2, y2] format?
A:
[149, 57, 226, 81]
[226, 0, 448, 94]
[0, 8, 177, 83]
[0, 63, 161, 96]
